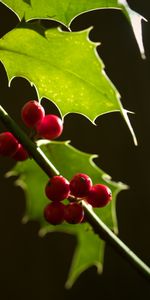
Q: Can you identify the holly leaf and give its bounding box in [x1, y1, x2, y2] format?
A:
[1, 0, 146, 57]
[7, 140, 127, 287]
[0, 26, 136, 144]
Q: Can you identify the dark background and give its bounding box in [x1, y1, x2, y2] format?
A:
[0, 1, 150, 299]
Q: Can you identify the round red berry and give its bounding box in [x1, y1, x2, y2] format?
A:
[64, 202, 84, 224]
[21, 100, 45, 128]
[45, 175, 70, 202]
[12, 144, 28, 161]
[70, 173, 92, 197]
[36, 114, 63, 140]
[86, 184, 112, 208]
[44, 202, 65, 225]
[0, 132, 19, 156]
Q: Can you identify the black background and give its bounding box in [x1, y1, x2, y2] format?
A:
[0, 1, 150, 299]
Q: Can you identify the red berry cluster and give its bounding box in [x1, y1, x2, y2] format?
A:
[44, 173, 112, 225]
[0, 101, 112, 226]
[0, 100, 63, 161]
[21, 100, 63, 140]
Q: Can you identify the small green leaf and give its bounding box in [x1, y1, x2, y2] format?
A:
[0, 27, 136, 143]
[1, 0, 146, 57]
[7, 140, 127, 287]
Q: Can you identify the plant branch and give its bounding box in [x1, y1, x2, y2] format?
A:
[0, 104, 150, 281]
[82, 201, 150, 281]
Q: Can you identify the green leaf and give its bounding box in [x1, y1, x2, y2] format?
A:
[1, 0, 146, 57]
[0, 26, 136, 144]
[7, 140, 127, 287]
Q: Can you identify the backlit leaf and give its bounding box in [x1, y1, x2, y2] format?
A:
[0, 27, 136, 143]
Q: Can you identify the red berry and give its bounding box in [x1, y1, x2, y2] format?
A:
[36, 114, 63, 140]
[44, 202, 65, 225]
[64, 202, 84, 224]
[45, 175, 70, 201]
[12, 144, 28, 161]
[0, 132, 19, 156]
[21, 100, 45, 128]
[86, 184, 112, 208]
[70, 173, 92, 197]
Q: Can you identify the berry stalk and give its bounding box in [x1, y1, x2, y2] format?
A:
[0, 104, 150, 281]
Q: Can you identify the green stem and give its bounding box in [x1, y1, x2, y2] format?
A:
[82, 201, 150, 281]
[0, 104, 150, 281]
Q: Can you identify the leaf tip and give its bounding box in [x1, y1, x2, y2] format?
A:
[5, 170, 17, 178]
[119, 0, 146, 59]
[21, 215, 29, 224]
[120, 108, 138, 146]
[141, 52, 146, 60]
[8, 76, 14, 88]
[38, 227, 46, 237]
[96, 262, 103, 274]
[64, 279, 72, 290]
[38, 226, 50, 237]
